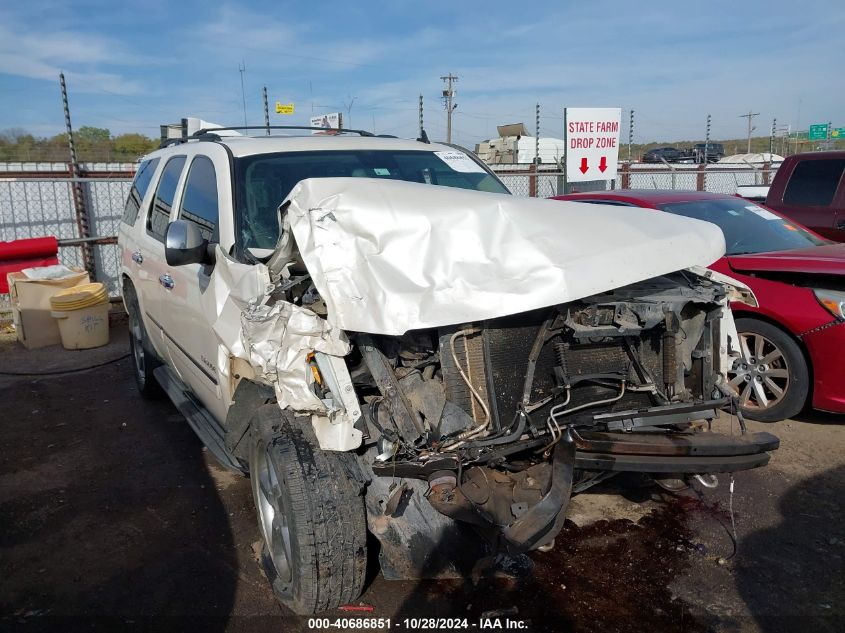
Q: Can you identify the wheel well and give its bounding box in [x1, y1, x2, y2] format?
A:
[731, 309, 815, 401]
[225, 379, 277, 462]
[120, 274, 134, 312]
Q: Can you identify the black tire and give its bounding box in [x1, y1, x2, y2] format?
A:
[123, 282, 162, 399]
[729, 318, 809, 422]
[248, 405, 367, 615]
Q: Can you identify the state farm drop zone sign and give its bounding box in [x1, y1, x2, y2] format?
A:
[564, 107, 622, 182]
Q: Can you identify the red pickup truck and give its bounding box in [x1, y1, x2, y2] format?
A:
[755, 151, 845, 242]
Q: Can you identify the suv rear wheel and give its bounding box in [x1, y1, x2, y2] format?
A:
[124, 283, 162, 399]
[248, 405, 367, 614]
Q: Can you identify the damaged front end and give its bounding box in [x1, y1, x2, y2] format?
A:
[229, 178, 778, 577]
[343, 273, 777, 564]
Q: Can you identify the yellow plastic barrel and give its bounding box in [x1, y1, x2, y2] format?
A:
[49, 282, 110, 349]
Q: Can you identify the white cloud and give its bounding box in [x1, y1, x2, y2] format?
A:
[0, 23, 143, 95]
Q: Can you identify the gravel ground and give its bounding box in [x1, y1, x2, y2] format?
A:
[1, 323, 843, 632]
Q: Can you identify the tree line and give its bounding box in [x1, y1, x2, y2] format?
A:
[0, 127, 158, 163]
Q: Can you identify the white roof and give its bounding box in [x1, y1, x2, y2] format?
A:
[151, 134, 453, 159]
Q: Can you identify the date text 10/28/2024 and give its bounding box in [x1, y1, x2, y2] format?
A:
[307, 618, 530, 630]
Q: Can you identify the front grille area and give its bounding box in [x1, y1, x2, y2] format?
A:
[441, 309, 666, 430]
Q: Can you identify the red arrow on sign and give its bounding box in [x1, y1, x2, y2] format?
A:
[599, 156, 608, 173]
[579, 157, 589, 174]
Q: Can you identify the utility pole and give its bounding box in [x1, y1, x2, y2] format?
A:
[704, 114, 711, 164]
[740, 110, 759, 153]
[770, 118, 776, 155]
[262, 86, 270, 136]
[238, 61, 248, 129]
[628, 109, 634, 162]
[535, 103, 540, 164]
[59, 72, 94, 279]
[441, 73, 458, 143]
[343, 95, 356, 129]
[419, 94, 424, 137]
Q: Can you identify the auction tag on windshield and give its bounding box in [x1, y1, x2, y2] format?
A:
[434, 150, 486, 173]
[745, 205, 780, 220]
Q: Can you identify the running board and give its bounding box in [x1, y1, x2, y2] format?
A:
[154, 366, 246, 474]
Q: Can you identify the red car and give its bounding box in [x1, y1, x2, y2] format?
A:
[552, 190, 845, 422]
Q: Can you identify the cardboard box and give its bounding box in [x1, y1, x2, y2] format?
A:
[7, 270, 90, 349]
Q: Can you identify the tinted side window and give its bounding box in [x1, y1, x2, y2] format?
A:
[783, 159, 845, 207]
[179, 156, 219, 242]
[147, 156, 186, 241]
[122, 158, 160, 225]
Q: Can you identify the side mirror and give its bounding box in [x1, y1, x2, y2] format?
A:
[165, 219, 212, 266]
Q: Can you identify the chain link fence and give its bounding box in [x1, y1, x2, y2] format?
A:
[0, 165, 133, 300]
[0, 159, 779, 309]
[490, 163, 778, 198]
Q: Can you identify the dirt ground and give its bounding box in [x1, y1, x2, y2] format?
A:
[1, 323, 843, 632]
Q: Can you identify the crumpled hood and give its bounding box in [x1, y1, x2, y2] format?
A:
[281, 178, 726, 335]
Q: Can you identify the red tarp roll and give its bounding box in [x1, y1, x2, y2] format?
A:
[0, 237, 61, 294]
[0, 236, 59, 261]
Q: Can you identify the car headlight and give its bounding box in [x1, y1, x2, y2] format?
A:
[814, 289, 845, 320]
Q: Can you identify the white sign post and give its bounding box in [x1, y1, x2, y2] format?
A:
[564, 107, 622, 184]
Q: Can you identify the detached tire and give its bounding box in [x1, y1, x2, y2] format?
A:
[729, 318, 809, 422]
[124, 283, 162, 399]
[248, 405, 367, 614]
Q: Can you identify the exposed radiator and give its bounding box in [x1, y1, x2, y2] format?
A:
[440, 310, 663, 429]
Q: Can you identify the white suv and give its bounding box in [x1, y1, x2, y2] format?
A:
[119, 126, 778, 614]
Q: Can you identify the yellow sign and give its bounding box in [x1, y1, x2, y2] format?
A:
[275, 102, 295, 115]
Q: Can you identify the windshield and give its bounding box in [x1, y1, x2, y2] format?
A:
[234, 149, 510, 249]
[658, 198, 829, 255]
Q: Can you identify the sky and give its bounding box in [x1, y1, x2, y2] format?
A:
[0, 0, 843, 147]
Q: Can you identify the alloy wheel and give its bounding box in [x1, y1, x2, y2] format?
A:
[727, 332, 790, 411]
[130, 313, 146, 380]
[252, 442, 293, 588]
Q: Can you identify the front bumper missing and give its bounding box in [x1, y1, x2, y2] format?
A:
[372, 400, 779, 480]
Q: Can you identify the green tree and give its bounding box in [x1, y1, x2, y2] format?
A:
[76, 126, 111, 143]
[114, 133, 157, 159]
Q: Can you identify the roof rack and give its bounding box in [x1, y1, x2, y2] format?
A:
[158, 125, 408, 148]
[195, 125, 375, 138]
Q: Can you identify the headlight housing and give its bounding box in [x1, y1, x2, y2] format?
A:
[814, 289, 845, 320]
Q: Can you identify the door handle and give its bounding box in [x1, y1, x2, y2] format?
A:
[131, 250, 144, 264]
[158, 273, 175, 290]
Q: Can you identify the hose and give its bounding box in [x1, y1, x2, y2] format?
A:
[542, 382, 627, 454]
[472, 411, 527, 447]
[549, 381, 626, 426]
[441, 329, 492, 451]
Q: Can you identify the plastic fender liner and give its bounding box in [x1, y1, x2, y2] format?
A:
[502, 434, 575, 553]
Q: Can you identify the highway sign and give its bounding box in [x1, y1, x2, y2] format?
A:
[275, 102, 295, 114]
[831, 128, 845, 139]
[808, 123, 828, 141]
[564, 107, 621, 182]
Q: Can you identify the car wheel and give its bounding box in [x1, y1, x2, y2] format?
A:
[727, 318, 809, 422]
[124, 284, 162, 399]
[248, 405, 367, 614]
